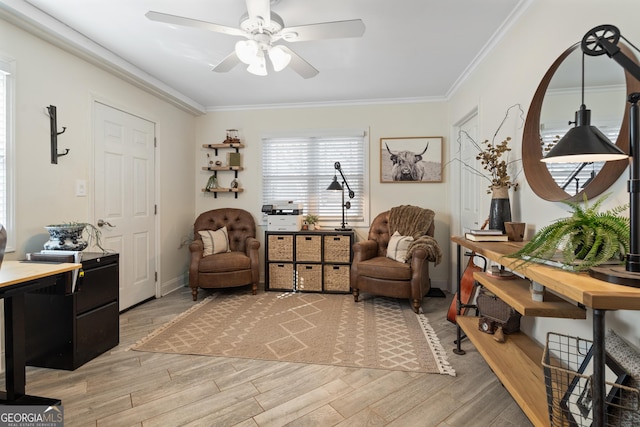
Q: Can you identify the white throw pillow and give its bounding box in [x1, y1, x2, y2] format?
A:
[386, 231, 413, 263]
[199, 226, 230, 256]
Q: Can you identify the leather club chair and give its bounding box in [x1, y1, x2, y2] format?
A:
[189, 208, 260, 301]
[351, 207, 437, 313]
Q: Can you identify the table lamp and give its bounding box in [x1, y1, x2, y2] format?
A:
[327, 162, 355, 231]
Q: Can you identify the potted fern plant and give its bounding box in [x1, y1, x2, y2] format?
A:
[507, 194, 629, 271]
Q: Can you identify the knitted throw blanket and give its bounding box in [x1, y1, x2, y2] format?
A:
[389, 205, 442, 265]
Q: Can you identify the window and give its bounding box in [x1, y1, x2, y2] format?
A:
[262, 132, 367, 226]
[0, 58, 14, 251]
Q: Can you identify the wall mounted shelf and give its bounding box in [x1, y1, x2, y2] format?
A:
[201, 188, 243, 198]
[202, 143, 244, 156]
[202, 141, 244, 198]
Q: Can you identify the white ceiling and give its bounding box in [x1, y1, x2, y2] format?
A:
[9, 0, 526, 111]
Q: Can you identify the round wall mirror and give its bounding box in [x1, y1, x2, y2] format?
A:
[522, 42, 640, 201]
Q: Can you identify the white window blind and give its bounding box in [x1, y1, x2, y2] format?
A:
[262, 134, 366, 226]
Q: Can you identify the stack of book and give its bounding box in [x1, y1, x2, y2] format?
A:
[465, 229, 508, 242]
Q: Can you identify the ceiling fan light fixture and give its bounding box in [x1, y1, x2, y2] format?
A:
[235, 40, 259, 65]
[269, 45, 291, 72]
[247, 51, 267, 76]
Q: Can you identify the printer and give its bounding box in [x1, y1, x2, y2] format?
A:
[262, 201, 304, 231]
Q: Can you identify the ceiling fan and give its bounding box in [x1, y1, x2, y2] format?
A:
[145, 0, 365, 78]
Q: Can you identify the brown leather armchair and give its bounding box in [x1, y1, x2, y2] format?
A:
[351, 206, 439, 313]
[189, 208, 260, 301]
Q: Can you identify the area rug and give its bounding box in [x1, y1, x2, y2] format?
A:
[131, 291, 455, 376]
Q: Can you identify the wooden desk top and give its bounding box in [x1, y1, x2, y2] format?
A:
[452, 236, 640, 311]
[0, 260, 81, 288]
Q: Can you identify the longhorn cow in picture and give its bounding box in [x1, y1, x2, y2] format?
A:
[386, 142, 429, 181]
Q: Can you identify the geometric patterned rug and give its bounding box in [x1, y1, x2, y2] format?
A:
[130, 290, 455, 376]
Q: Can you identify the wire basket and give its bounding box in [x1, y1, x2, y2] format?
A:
[542, 332, 640, 426]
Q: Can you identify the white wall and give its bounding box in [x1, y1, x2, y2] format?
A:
[0, 18, 197, 293]
[194, 103, 451, 288]
[449, 0, 640, 346]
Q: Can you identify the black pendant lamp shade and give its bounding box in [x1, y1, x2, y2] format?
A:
[542, 104, 628, 163]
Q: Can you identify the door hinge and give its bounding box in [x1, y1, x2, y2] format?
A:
[154, 137, 157, 148]
[155, 204, 157, 215]
[155, 271, 158, 282]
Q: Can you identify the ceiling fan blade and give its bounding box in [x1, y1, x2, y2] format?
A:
[278, 45, 318, 79]
[145, 11, 246, 37]
[245, 0, 271, 26]
[281, 20, 365, 42]
[212, 51, 241, 73]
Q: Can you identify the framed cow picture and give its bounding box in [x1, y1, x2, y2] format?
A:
[380, 136, 443, 183]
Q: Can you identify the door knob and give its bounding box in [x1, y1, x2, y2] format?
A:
[97, 219, 115, 227]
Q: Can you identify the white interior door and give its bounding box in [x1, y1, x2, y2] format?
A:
[93, 102, 156, 311]
[457, 112, 483, 233]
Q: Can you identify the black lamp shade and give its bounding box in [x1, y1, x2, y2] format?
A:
[542, 105, 628, 163]
[327, 176, 343, 191]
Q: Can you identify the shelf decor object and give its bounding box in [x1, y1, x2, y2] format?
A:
[43, 222, 106, 252]
[326, 161, 355, 231]
[488, 185, 512, 233]
[225, 129, 239, 143]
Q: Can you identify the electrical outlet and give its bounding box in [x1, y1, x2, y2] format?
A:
[75, 179, 87, 197]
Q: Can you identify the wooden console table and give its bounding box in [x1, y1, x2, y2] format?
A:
[0, 260, 81, 404]
[452, 236, 640, 426]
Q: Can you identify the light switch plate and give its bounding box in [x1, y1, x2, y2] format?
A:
[75, 179, 87, 197]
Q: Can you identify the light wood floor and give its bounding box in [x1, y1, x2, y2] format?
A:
[23, 287, 533, 426]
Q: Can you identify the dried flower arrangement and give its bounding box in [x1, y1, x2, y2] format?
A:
[453, 104, 524, 194]
[476, 136, 518, 193]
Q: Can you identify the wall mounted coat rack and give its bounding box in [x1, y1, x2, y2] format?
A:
[47, 105, 68, 164]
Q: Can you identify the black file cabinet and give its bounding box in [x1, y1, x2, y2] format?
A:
[25, 252, 120, 370]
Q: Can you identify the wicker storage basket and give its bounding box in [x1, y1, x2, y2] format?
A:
[296, 264, 322, 291]
[267, 235, 294, 261]
[268, 263, 294, 290]
[296, 235, 322, 262]
[323, 235, 351, 263]
[323, 264, 350, 292]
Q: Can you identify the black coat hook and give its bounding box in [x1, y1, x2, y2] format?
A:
[47, 105, 69, 164]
